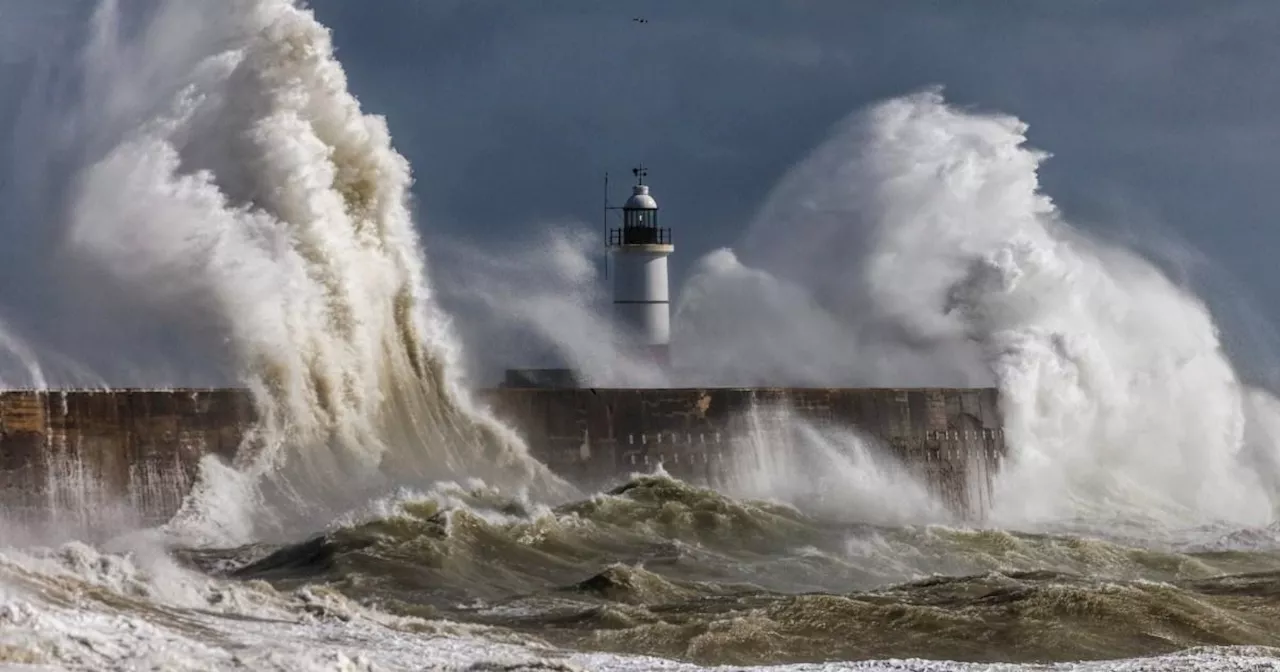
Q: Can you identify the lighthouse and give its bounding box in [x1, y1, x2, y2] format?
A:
[608, 166, 673, 368]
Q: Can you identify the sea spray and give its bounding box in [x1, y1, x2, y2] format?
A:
[433, 223, 951, 521]
[31, 0, 573, 543]
[0, 319, 47, 389]
[671, 248, 874, 387]
[678, 89, 1279, 528]
[436, 226, 669, 388]
[426, 85, 1280, 528]
[715, 403, 946, 525]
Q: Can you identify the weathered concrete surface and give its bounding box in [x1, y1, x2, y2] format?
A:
[0, 387, 1004, 526]
[481, 387, 1005, 518]
[0, 389, 252, 528]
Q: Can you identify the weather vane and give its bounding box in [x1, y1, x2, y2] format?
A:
[632, 165, 648, 184]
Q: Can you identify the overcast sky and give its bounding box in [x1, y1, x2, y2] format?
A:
[3, 1, 1280, 385]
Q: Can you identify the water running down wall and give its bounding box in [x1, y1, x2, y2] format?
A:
[0, 387, 1004, 528]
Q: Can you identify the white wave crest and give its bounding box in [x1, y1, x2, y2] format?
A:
[1, 0, 571, 544]
[676, 89, 1280, 528]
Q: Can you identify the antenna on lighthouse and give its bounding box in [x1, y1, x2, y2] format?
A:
[602, 171, 610, 281]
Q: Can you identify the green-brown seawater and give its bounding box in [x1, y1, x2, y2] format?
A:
[180, 475, 1280, 666]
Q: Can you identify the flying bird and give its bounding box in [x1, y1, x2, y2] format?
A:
[632, 17, 648, 24]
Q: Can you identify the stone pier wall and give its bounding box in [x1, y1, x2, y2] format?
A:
[0, 389, 252, 528]
[481, 387, 1005, 518]
[0, 387, 1005, 526]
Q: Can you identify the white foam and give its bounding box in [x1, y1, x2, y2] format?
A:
[2, 544, 1276, 672]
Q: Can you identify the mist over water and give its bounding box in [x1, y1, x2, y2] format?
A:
[436, 227, 670, 388]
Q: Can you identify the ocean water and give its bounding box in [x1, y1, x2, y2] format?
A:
[2, 2, 1280, 670]
[4, 475, 1280, 670]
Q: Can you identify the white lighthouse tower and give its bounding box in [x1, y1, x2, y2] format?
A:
[608, 166, 673, 368]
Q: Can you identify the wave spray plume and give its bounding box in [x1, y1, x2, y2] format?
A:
[679, 89, 1280, 529]
[18, 0, 572, 542]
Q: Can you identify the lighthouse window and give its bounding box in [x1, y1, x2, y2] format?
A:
[623, 209, 659, 229]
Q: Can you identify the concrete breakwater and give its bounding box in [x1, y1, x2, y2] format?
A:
[0, 387, 1005, 527]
